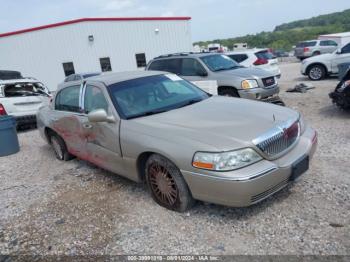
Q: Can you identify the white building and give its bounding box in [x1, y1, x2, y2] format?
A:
[318, 32, 350, 47]
[0, 17, 192, 90]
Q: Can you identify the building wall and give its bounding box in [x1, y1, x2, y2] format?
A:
[0, 20, 192, 90]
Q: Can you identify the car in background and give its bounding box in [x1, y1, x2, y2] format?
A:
[0, 70, 23, 80]
[273, 49, 289, 58]
[146, 53, 280, 101]
[63, 72, 101, 83]
[301, 42, 350, 80]
[294, 40, 338, 60]
[0, 77, 50, 126]
[226, 49, 281, 78]
[37, 71, 317, 212]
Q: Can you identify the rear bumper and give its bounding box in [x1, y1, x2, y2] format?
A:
[14, 115, 37, 126]
[181, 127, 317, 207]
[238, 85, 279, 100]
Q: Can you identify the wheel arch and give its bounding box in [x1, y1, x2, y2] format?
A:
[217, 86, 240, 96]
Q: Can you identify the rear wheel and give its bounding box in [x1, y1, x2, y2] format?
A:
[218, 87, 239, 97]
[50, 134, 74, 161]
[308, 64, 326, 81]
[145, 154, 194, 212]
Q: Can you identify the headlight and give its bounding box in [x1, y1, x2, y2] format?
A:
[241, 79, 258, 89]
[192, 148, 262, 171]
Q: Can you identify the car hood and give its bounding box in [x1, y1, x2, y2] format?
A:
[127, 96, 299, 151]
[216, 67, 273, 79]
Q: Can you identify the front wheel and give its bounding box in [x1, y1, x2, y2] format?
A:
[50, 134, 74, 161]
[145, 154, 195, 212]
[308, 65, 326, 81]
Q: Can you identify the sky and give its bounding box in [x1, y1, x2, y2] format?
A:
[1, 0, 349, 42]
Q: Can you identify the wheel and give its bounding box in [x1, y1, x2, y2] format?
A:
[219, 87, 239, 97]
[308, 64, 326, 81]
[145, 154, 195, 212]
[50, 134, 74, 161]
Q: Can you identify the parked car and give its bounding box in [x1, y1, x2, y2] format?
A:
[226, 49, 281, 78]
[301, 42, 350, 80]
[0, 78, 51, 126]
[146, 53, 280, 101]
[0, 70, 23, 80]
[273, 49, 289, 58]
[37, 71, 317, 212]
[294, 40, 338, 60]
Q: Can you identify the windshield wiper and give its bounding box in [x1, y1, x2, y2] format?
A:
[127, 109, 168, 119]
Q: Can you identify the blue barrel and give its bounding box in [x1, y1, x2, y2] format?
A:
[338, 63, 350, 80]
[0, 116, 20, 156]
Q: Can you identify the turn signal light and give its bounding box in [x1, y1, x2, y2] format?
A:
[0, 103, 7, 115]
[192, 161, 214, 170]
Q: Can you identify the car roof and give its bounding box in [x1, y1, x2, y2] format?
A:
[86, 70, 167, 86]
[151, 52, 225, 61]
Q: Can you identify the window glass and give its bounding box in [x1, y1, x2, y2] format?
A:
[63, 62, 75, 77]
[55, 85, 81, 112]
[341, 43, 350, 54]
[148, 59, 181, 74]
[108, 74, 209, 119]
[100, 57, 112, 72]
[181, 58, 206, 76]
[228, 54, 248, 63]
[135, 53, 147, 68]
[329, 41, 338, 46]
[296, 41, 317, 47]
[84, 85, 109, 114]
[200, 54, 240, 72]
[255, 51, 274, 60]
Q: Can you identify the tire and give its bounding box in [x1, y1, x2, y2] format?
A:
[308, 64, 326, 81]
[145, 154, 195, 212]
[218, 87, 239, 97]
[50, 134, 74, 161]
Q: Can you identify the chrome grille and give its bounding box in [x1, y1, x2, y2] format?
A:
[254, 121, 300, 157]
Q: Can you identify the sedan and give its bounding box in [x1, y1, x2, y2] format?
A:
[37, 71, 317, 212]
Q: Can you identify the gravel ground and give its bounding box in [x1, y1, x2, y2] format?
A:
[0, 61, 349, 256]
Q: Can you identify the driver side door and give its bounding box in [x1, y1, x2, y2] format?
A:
[331, 43, 350, 73]
[80, 83, 123, 173]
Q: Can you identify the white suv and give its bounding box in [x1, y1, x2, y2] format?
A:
[301, 42, 350, 80]
[0, 75, 50, 126]
[226, 49, 281, 78]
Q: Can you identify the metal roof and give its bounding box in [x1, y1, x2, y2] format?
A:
[0, 17, 191, 38]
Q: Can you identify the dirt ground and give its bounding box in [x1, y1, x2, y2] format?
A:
[0, 61, 349, 256]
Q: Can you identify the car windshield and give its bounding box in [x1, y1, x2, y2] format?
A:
[108, 74, 210, 119]
[200, 54, 241, 72]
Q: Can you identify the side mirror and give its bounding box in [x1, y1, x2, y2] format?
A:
[336, 48, 342, 54]
[88, 109, 115, 123]
[197, 70, 208, 77]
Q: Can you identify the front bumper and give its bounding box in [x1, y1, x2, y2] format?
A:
[181, 127, 317, 207]
[238, 84, 279, 100]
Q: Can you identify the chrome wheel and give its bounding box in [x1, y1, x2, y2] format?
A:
[51, 137, 63, 160]
[309, 66, 323, 80]
[148, 163, 178, 206]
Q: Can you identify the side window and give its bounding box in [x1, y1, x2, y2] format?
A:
[55, 85, 81, 113]
[320, 40, 328, 46]
[84, 85, 109, 114]
[100, 57, 112, 72]
[228, 54, 248, 63]
[135, 53, 147, 68]
[329, 40, 338, 46]
[62, 62, 75, 77]
[148, 59, 181, 74]
[341, 43, 350, 54]
[181, 58, 206, 76]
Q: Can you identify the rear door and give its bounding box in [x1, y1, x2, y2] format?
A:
[320, 40, 338, 54]
[80, 83, 123, 173]
[51, 84, 86, 157]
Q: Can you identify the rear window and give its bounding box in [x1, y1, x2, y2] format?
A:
[296, 41, 317, 48]
[148, 59, 181, 74]
[1, 82, 48, 97]
[255, 51, 274, 60]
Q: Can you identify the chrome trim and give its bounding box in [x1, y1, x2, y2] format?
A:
[182, 167, 277, 182]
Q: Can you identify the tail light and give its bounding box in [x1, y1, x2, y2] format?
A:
[0, 103, 7, 115]
[303, 47, 310, 52]
[253, 58, 268, 65]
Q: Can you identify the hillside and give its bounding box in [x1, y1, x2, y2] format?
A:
[194, 9, 350, 51]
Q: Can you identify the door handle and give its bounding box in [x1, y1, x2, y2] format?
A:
[83, 123, 93, 129]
